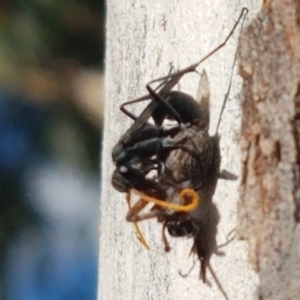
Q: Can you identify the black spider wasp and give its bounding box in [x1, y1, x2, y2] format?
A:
[111, 7, 248, 288]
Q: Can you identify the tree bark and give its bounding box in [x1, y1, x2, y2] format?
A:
[238, 1, 300, 299]
[100, 1, 260, 299]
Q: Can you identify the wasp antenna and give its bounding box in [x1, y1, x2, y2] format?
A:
[131, 188, 200, 212]
[179, 189, 201, 211]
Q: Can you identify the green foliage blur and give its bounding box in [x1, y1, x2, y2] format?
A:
[0, 1, 105, 298]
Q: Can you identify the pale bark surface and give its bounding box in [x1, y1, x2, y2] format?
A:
[238, 1, 300, 299]
[100, 1, 260, 299]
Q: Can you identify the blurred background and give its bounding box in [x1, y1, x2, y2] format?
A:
[0, 0, 104, 299]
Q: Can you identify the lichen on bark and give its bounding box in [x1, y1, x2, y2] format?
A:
[238, 1, 300, 299]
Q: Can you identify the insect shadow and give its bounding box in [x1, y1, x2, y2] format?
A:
[111, 7, 248, 300]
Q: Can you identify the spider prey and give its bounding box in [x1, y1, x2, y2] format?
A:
[110, 7, 248, 287]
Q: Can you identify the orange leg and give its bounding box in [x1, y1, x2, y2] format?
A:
[162, 223, 171, 252]
[126, 193, 150, 250]
[131, 188, 200, 212]
[127, 205, 160, 223]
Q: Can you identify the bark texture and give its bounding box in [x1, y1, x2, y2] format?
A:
[238, 1, 300, 299]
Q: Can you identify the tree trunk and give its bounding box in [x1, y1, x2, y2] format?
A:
[238, 1, 300, 299]
[100, 1, 260, 299]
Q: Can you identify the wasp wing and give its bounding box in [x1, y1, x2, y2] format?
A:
[196, 70, 210, 126]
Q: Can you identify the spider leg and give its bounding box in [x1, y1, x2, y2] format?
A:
[162, 222, 171, 252]
[126, 193, 151, 250]
[216, 228, 236, 250]
[207, 263, 229, 300]
[147, 8, 249, 87]
[218, 169, 237, 180]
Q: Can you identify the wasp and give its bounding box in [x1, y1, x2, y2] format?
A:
[111, 8, 247, 197]
[111, 7, 248, 288]
[124, 69, 238, 300]
[125, 70, 224, 283]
